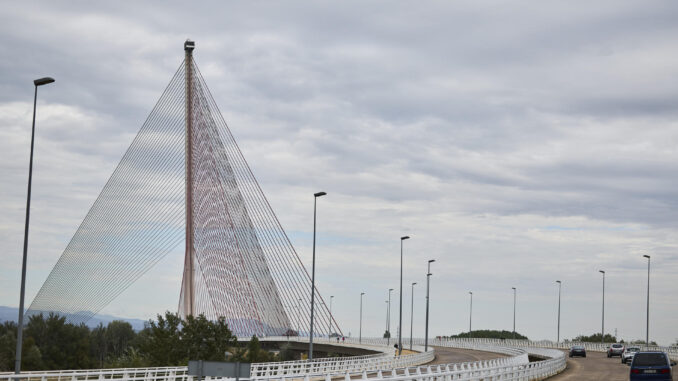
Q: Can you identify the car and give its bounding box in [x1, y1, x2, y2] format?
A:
[607, 343, 625, 357]
[623, 346, 642, 364]
[569, 345, 587, 357]
[628, 351, 676, 380]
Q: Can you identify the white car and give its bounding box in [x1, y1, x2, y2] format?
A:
[622, 346, 641, 364]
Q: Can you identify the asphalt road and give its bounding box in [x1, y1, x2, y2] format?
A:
[429, 346, 507, 365]
[548, 350, 630, 381]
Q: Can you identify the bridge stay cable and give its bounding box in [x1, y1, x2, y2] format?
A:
[26, 41, 341, 338]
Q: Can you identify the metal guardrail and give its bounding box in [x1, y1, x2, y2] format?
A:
[432, 337, 678, 361]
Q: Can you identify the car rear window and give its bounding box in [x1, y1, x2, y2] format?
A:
[612, 344, 623, 348]
[628, 347, 640, 352]
[634, 353, 667, 366]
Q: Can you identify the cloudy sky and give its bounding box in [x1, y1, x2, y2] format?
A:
[1, 1, 678, 344]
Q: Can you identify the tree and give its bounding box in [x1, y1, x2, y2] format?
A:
[449, 330, 528, 340]
[140, 312, 183, 366]
[106, 321, 135, 358]
[0, 322, 17, 371]
[572, 333, 617, 343]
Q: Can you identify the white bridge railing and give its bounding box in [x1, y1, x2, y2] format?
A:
[433, 337, 678, 361]
[0, 337, 572, 381]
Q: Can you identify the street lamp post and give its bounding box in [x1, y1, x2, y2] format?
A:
[298, 298, 302, 335]
[599, 270, 605, 344]
[329, 295, 334, 340]
[469, 292, 473, 339]
[511, 287, 516, 340]
[387, 288, 393, 345]
[556, 281, 562, 343]
[398, 236, 410, 355]
[359, 292, 365, 343]
[384, 300, 389, 338]
[308, 191, 326, 360]
[643, 255, 650, 346]
[410, 282, 417, 350]
[15, 77, 55, 375]
[425, 259, 435, 351]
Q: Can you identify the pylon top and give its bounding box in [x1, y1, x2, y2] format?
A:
[184, 40, 195, 53]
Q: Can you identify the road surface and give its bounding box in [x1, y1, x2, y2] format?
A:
[429, 345, 507, 365]
[548, 350, 630, 380]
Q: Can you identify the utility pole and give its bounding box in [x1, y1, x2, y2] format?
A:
[599, 270, 605, 344]
[359, 292, 365, 343]
[398, 236, 410, 355]
[309, 191, 326, 360]
[425, 259, 435, 351]
[643, 255, 650, 346]
[511, 287, 516, 340]
[468, 291, 473, 339]
[387, 288, 393, 345]
[15, 76, 55, 375]
[410, 282, 417, 350]
[556, 281, 562, 343]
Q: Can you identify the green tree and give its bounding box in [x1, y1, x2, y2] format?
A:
[90, 324, 107, 368]
[573, 333, 617, 343]
[0, 322, 17, 371]
[450, 330, 528, 340]
[140, 312, 183, 366]
[105, 321, 135, 358]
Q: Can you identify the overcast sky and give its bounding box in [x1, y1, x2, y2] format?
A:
[1, 1, 678, 345]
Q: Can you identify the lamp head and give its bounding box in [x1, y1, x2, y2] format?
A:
[428, 259, 436, 263]
[643, 255, 651, 259]
[314, 191, 327, 197]
[401, 235, 410, 240]
[412, 282, 417, 286]
[389, 288, 394, 291]
[512, 287, 516, 290]
[361, 292, 365, 296]
[34, 77, 55, 86]
[469, 291, 472, 295]
[556, 280, 561, 284]
[184, 39, 195, 52]
[599, 270, 605, 274]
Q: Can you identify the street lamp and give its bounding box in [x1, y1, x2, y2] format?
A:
[410, 282, 417, 350]
[511, 287, 516, 340]
[308, 191, 326, 360]
[329, 295, 334, 340]
[425, 259, 435, 351]
[298, 298, 302, 335]
[387, 288, 393, 345]
[599, 270, 605, 344]
[643, 255, 651, 346]
[384, 300, 389, 339]
[468, 292, 473, 339]
[15, 76, 55, 375]
[556, 281, 562, 343]
[359, 292, 365, 344]
[398, 236, 410, 355]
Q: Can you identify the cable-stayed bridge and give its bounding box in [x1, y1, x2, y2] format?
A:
[26, 40, 339, 338]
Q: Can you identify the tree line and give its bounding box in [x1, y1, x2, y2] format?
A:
[0, 312, 279, 372]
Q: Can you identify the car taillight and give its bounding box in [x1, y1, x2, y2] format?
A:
[660, 368, 670, 374]
[631, 369, 641, 374]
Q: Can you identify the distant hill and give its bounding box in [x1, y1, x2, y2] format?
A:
[0, 305, 148, 331]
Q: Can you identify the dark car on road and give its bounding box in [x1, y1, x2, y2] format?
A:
[629, 351, 676, 380]
[569, 345, 586, 357]
[607, 343, 625, 357]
